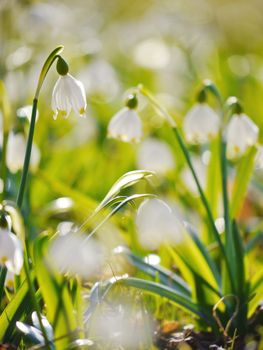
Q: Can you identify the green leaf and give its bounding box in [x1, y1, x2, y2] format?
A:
[0, 280, 30, 342]
[230, 146, 257, 217]
[114, 277, 215, 325]
[97, 170, 154, 212]
[115, 246, 191, 297]
[248, 269, 263, 318]
[34, 235, 77, 350]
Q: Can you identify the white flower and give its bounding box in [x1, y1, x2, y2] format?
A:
[6, 132, 40, 173]
[52, 74, 87, 120]
[183, 103, 220, 144]
[48, 232, 105, 279]
[226, 113, 259, 159]
[136, 198, 186, 250]
[107, 107, 142, 143]
[0, 229, 23, 274]
[137, 138, 175, 174]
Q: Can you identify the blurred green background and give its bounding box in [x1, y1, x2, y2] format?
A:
[1, 0, 263, 223]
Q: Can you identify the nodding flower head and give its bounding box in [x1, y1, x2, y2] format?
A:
[52, 56, 87, 120]
[183, 103, 220, 144]
[226, 113, 259, 159]
[107, 93, 142, 143]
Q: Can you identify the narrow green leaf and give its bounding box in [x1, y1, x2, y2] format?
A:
[115, 247, 191, 296]
[34, 235, 77, 350]
[115, 277, 215, 325]
[97, 170, 154, 212]
[230, 146, 257, 217]
[0, 280, 30, 341]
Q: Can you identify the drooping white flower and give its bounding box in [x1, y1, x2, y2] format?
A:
[6, 132, 40, 173]
[137, 138, 175, 174]
[226, 113, 259, 159]
[107, 107, 142, 143]
[183, 103, 220, 144]
[136, 198, 186, 250]
[52, 74, 87, 120]
[0, 229, 23, 274]
[48, 232, 105, 279]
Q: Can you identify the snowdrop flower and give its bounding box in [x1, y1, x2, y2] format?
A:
[52, 57, 87, 120]
[107, 94, 142, 143]
[137, 138, 175, 174]
[0, 228, 23, 274]
[183, 103, 220, 144]
[6, 132, 40, 173]
[48, 232, 105, 279]
[226, 113, 259, 159]
[136, 198, 186, 250]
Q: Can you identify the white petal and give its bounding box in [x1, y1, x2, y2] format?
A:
[65, 74, 87, 117]
[52, 76, 71, 119]
[183, 103, 220, 144]
[137, 138, 174, 174]
[226, 114, 259, 159]
[108, 107, 142, 143]
[0, 230, 23, 274]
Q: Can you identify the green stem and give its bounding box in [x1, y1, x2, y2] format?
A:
[220, 139, 235, 290]
[16, 98, 38, 208]
[138, 85, 234, 290]
[172, 127, 224, 252]
[16, 45, 64, 208]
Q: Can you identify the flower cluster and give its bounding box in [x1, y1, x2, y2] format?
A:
[183, 102, 259, 160]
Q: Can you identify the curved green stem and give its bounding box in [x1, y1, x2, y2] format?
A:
[16, 98, 38, 208]
[16, 45, 64, 209]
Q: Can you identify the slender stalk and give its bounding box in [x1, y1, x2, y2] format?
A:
[172, 127, 225, 254]
[16, 98, 38, 208]
[220, 138, 235, 292]
[138, 85, 234, 290]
